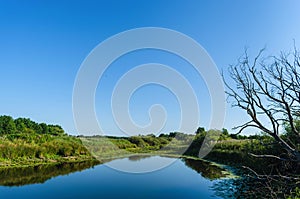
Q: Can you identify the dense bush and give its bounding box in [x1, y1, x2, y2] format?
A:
[0, 116, 65, 136]
[0, 115, 90, 162]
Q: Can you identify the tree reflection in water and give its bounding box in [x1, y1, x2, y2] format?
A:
[0, 160, 98, 186]
[0, 156, 230, 187]
[180, 158, 227, 180]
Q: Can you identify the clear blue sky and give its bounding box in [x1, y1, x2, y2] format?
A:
[1, 0, 300, 135]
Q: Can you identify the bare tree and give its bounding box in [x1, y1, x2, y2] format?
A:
[224, 47, 300, 163]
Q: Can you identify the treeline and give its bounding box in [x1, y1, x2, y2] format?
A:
[0, 115, 64, 136]
[80, 134, 172, 155]
[79, 127, 273, 156]
[0, 115, 92, 166]
[81, 126, 298, 176]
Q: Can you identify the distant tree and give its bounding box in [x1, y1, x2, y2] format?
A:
[128, 136, 148, 148]
[221, 128, 229, 136]
[0, 115, 17, 135]
[159, 133, 167, 138]
[0, 116, 66, 136]
[48, 125, 65, 136]
[147, 133, 156, 137]
[14, 118, 26, 133]
[195, 127, 205, 135]
[169, 132, 177, 138]
[15, 118, 41, 133]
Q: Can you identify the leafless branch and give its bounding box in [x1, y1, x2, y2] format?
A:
[249, 153, 289, 161]
[224, 47, 300, 162]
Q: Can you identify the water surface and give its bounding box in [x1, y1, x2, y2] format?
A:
[0, 156, 233, 199]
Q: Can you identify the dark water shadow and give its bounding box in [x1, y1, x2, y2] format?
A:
[180, 158, 228, 180]
[0, 160, 99, 187]
[128, 154, 152, 161]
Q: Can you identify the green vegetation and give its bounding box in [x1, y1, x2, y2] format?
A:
[0, 116, 94, 168]
[79, 127, 285, 174]
[80, 134, 177, 160]
[79, 127, 299, 198]
[186, 128, 300, 198]
[0, 114, 298, 198]
[0, 116, 65, 136]
[79, 128, 296, 175]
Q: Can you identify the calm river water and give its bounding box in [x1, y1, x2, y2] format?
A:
[0, 156, 237, 199]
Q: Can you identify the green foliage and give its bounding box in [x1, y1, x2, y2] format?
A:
[0, 115, 91, 165]
[47, 125, 65, 136]
[283, 119, 300, 150]
[126, 134, 175, 151]
[0, 134, 90, 161]
[0, 115, 65, 136]
[157, 137, 169, 145]
[222, 128, 229, 136]
[128, 136, 148, 148]
[79, 132, 192, 158]
[287, 187, 300, 199]
[195, 127, 205, 135]
[141, 136, 163, 149]
[107, 138, 136, 150]
[0, 116, 17, 135]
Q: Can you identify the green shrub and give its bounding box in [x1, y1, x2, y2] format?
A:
[128, 136, 149, 148]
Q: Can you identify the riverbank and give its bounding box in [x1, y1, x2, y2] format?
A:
[78, 134, 300, 198]
[80, 135, 241, 178]
[0, 129, 282, 175]
[0, 134, 97, 169]
[79, 134, 264, 172]
[0, 116, 97, 169]
[0, 115, 298, 198]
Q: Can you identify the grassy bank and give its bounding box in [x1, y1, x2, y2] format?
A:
[0, 115, 298, 197]
[0, 133, 95, 168]
[78, 132, 274, 172]
[79, 133, 193, 160]
[0, 116, 95, 168]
